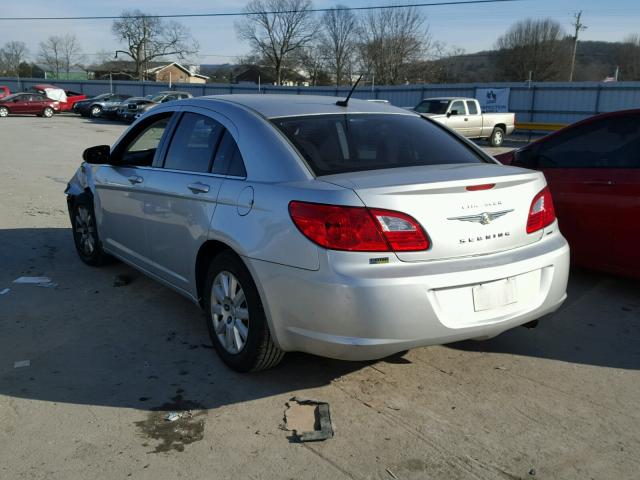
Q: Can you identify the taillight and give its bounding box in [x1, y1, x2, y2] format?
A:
[288, 201, 429, 252]
[526, 187, 556, 234]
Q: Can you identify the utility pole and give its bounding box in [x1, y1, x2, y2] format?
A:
[569, 10, 587, 82]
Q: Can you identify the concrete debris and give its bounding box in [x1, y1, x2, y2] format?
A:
[14, 360, 31, 368]
[284, 397, 333, 442]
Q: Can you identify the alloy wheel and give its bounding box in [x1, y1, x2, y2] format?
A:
[75, 206, 96, 256]
[211, 271, 249, 354]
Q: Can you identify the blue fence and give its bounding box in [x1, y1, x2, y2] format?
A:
[2, 77, 640, 125]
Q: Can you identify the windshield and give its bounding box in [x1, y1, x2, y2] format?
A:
[272, 113, 484, 176]
[414, 100, 450, 114]
[150, 94, 166, 102]
[1, 94, 18, 101]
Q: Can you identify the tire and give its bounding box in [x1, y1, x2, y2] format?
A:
[0, 106, 8, 117]
[43, 107, 54, 118]
[90, 105, 102, 118]
[488, 127, 505, 147]
[204, 251, 284, 372]
[71, 194, 111, 266]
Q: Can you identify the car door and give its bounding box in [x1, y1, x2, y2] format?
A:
[143, 109, 229, 292]
[11, 94, 30, 114]
[465, 100, 483, 137]
[93, 112, 176, 269]
[446, 100, 470, 136]
[533, 114, 639, 272]
[30, 94, 48, 114]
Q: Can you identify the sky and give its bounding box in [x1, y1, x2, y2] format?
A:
[1, 0, 639, 65]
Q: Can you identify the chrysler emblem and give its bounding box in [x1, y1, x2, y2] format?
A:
[448, 209, 514, 225]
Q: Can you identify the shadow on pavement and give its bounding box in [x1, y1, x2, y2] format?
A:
[2, 227, 639, 416]
[450, 268, 640, 370]
[0, 227, 369, 412]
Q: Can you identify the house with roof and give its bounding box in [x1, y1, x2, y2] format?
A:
[146, 62, 209, 84]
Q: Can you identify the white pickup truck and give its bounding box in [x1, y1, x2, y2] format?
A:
[413, 97, 515, 147]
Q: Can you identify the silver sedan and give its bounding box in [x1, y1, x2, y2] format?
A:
[65, 95, 569, 371]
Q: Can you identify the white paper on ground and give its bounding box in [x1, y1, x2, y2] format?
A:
[0, 288, 9, 295]
[14, 360, 31, 368]
[13, 276, 52, 284]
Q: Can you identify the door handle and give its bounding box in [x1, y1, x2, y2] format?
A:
[584, 180, 614, 186]
[128, 175, 143, 184]
[187, 182, 210, 194]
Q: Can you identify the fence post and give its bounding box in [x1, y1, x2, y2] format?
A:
[594, 84, 602, 115]
[528, 85, 537, 142]
[202, 84, 206, 96]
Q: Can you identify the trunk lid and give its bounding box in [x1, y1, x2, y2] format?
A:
[321, 163, 547, 262]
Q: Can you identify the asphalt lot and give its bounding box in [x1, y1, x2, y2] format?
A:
[1, 114, 639, 480]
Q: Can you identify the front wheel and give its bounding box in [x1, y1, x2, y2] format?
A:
[90, 105, 102, 118]
[204, 251, 284, 372]
[0, 106, 8, 117]
[71, 195, 111, 266]
[488, 127, 505, 147]
[43, 107, 54, 118]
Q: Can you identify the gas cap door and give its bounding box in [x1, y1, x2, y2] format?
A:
[236, 186, 254, 216]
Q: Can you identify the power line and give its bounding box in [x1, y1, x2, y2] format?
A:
[0, 0, 521, 21]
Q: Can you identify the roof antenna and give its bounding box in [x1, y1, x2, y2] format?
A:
[336, 74, 363, 107]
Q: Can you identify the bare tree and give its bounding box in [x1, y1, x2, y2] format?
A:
[617, 34, 640, 80]
[295, 43, 327, 86]
[39, 36, 63, 78]
[236, 0, 316, 85]
[358, 6, 430, 85]
[112, 10, 199, 80]
[319, 5, 358, 86]
[0, 41, 28, 76]
[495, 18, 571, 81]
[60, 34, 83, 76]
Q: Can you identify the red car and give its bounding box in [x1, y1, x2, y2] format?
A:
[0, 92, 60, 117]
[0, 86, 10, 99]
[29, 84, 87, 112]
[495, 109, 640, 278]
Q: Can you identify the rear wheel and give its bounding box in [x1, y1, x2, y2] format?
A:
[488, 127, 505, 147]
[43, 107, 54, 118]
[90, 105, 102, 118]
[0, 106, 8, 117]
[71, 195, 111, 266]
[204, 251, 284, 372]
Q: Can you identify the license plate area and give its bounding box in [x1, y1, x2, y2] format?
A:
[472, 277, 517, 312]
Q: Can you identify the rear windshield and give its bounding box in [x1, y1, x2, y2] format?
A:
[272, 113, 484, 176]
[414, 100, 450, 114]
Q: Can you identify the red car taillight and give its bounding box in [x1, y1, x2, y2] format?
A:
[526, 187, 556, 234]
[288, 201, 429, 252]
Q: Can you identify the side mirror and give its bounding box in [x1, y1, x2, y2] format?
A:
[83, 145, 111, 164]
[512, 148, 537, 169]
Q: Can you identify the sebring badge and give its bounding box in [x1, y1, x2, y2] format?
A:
[447, 209, 514, 225]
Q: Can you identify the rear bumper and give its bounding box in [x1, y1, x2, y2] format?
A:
[247, 231, 569, 360]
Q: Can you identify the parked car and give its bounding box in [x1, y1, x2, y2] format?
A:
[0, 85, 10, 99]
[413, 97, 515, 147]
[495, 109, 640, 278]
[65, 95, 569, 372]
[0, 93, 60, 117]
[116, 97, 157, 122]
[117, 91, 193, 122]
[29, 84, 87, 112]
[73, 93, 132, 118]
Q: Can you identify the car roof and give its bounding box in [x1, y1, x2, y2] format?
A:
[531, 108, 640, 146]
[196, 94, 417, 119]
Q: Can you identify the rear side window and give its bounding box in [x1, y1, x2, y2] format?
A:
[538, 115, 640, 168]
[164, 113, 224, 172]
[213, 131, 247, 177]
[272, 114, 484, 176]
